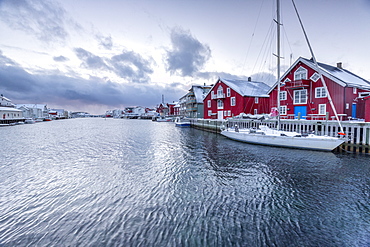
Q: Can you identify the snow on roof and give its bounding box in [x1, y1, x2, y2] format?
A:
[0, 107, 22, 112]
[302, 58, 370, 90]
[192, 86, 209, 103]
[220, 78, 270, 97]
[16, 104, 47, 109]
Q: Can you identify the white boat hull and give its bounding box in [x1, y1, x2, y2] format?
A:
[175, 122, 191, 127]
[221, 127, 345, 151]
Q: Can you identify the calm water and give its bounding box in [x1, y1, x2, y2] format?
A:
[0, 118, 369, 246]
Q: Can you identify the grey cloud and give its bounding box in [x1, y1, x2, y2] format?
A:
[74, 48, 111, 71]
[96, 34, 113, 50]
[0, 0, 68, 43]
[53, 55, 69, 62]
[74, 48, 154, 83]
[0, 52, 182, 112]
[0, 50, 19, 66]
[110, 50, 154, 83]
[165, 27, 211, 77]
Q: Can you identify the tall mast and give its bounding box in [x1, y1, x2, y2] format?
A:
[291, 0, 345, 134]
[276, 0, 281, 130]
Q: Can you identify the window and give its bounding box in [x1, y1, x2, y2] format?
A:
[346, 103, 349, 109]
[279, 91, 287, 101]
[255, 97, 258, 104]
[279, 105, 287, 115]
[318, 104, 326, 115]
[353, 87, 357, 94]
[310, 72, 320, 82]
[217, 85, 224, 98]
[208, 110, 212, 117]
[231, 97, 236, 106]
[315, 87, 327, 98]
[359, 92, 370, 98]
[294, 66, 308, 80]
[228, 110, 231, 116]
[207, 100, 211, 108]
[211, 91, 215, 99]
[217, 100, 224, 109]
[254, 109, 258, 115]
[294, 89, 307, 104]
[226, 88, 231, 97]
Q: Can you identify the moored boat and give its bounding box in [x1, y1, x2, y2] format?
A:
[220, 0, 346, 151]
[174, 117, 191, 127]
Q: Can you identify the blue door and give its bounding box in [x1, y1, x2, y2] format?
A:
[352, 103, 357, 118]
[294, 106, 307, 119]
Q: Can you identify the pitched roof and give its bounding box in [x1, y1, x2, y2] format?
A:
[301, 57, 370, 90]
[220, 78, 270, 97]
[192, 85, 209, 103]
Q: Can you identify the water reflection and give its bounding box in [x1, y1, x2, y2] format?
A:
[0, 118, 369, 246]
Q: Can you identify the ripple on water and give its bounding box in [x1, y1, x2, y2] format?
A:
[1, 119, 370, 246]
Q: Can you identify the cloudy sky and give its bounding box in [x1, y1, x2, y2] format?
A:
[0, 0, 369, 114]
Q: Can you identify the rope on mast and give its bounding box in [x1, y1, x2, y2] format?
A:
[291, 0, 345, 135]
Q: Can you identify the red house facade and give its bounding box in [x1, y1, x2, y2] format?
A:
[268, 57, 370, 120]
[203, 78, 270, 120]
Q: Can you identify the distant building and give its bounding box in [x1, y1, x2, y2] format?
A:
[0, 94, 23, 123]
[16, 104, 48, 119]
[180, 85, 212, 118]
[203, 78, 270, 119]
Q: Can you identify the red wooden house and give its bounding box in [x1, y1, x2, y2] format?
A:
[203, 77, 270, 120]
[268, 57, 370, 120]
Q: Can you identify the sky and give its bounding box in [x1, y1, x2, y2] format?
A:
[0, 0, 369, 114]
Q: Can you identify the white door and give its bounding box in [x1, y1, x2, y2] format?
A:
[217, 111, 223, 120]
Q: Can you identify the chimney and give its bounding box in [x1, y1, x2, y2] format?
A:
[248, 77, 252, 81]
[337, 62, 343, 69]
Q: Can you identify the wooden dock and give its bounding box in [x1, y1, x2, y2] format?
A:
[190, 118, 370, 154]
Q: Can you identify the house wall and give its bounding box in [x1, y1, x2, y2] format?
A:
[203, 80, 270, 119]
[269, 61, 369, 120]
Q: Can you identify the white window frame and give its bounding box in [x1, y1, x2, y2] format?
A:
[207, 100, 211, 108]
[353, 87, 357, 94]
[279, 91, 287, 101]
[294, 66, 308, 81]
[315, 87, 327, 98]
[254, 109, 258, 115]
[359, 92, 370, 98]
[217, 85, 224, 97]
[294, 89, 307, 104]
[217, 99, 224, 109]
[231, 97, 236, 106]
[255, 97, 258, 104]
[310, 72, 320, 82]
[226, 88, 231, 97]
[208, 110, 212, 117]
[318, 104, 326, 115]
[279, 105, 287, 115]
[228, 110, 231, 116]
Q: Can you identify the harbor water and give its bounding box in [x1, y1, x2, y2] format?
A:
[1, 118, 369, 246]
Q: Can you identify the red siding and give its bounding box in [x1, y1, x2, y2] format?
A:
[203, 79, 270, 119]
[269, 61, 370, 120]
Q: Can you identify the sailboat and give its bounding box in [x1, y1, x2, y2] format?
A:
[220, 0, 345, 151]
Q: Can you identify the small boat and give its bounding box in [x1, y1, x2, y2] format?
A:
[155, 117, 172, 122]
[174, 117, 191, 127]
[24, 118, 36, 124]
